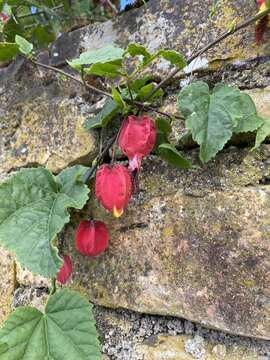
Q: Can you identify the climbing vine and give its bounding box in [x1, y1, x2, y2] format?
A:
[0, 2, 270, 359]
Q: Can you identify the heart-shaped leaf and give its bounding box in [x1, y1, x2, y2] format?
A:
[0, 289, 101, 360]
[178, 81, 263, 162]
[0, 166, 89, 277]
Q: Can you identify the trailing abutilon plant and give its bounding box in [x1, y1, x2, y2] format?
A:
[1, 8, 270, 358]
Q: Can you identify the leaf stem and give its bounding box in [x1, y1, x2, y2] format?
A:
[29, 58, 183, 119]
[148, 6, 270, 98]
[82, 134, 117, 183]
[12, 260, 19, 291]
[50, 278, 56, 295]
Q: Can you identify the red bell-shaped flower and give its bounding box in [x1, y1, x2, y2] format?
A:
[75, 220, 109, 256]
[56, 255, 73, 284]
[95, 164, 132, 217]
[118, 115, 157, 171]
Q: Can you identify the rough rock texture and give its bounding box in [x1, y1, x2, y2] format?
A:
[49, 0, 270, 75]
[1, 0, 270, 356]
[66, 146, 270, 340]
[0, 60, 98, 174]
[0, 246, 14, 325]
[94, 305, 270, 359]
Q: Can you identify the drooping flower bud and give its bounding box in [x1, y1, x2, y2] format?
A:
[118, 115, 157, 171]
[75, 220, 109, 256]
[0, 13, 9, 23]
[95, 164, 132, 217]
[56, 255, 73, 284]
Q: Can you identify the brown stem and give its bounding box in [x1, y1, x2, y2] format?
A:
[12, 260, 19, 291]
[82, 134, 117, 183]
[30, 59, 180, 119]
[148, 7, 270, 98]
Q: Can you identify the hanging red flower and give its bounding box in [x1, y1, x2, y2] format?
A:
[95, 164, 132, 217]
[56, 255, 73, 284]
[75, 220, 109, 256]
[118, 115, 156, 171]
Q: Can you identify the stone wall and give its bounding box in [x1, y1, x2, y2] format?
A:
[1, 0, 270, 359]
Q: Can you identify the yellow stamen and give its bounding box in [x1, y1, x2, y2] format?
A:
[113, 206, 123, 218]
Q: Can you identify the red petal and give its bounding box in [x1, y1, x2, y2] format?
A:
[95, 164, 132, 215]
[75, 220, 109, 256]
[56, 255, 73, 284]
[118, 115, 156, 170]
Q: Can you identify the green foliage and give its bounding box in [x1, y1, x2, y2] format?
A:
[252, 118, 270, 150]
[67, 45, 125, 70]
[137, 82, 164, 101]
[85, 61, 124, 78]
[15, 34, 33, 55]
[0, 166, 89, 277]
[126, 43, 152, 62]
[0, 42, 18, 61]
[158, 143, 191, 169]
[0, 289, 101, 360]
[112, 87, 126, 111]
[178, 81, 264, 163]
[0, 0, 108, 48]
[157, 49, 186, 69]
[84, 99, 119, 130]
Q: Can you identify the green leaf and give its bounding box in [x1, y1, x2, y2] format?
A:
[210, 85, 264, 134]
[157, 50, 186, 69]
[158, 143, 192, 168]
[155, 117, 172, 136]
[32, 26, 55, 47]
[67, 45, 124, 70]
[126, 43, 151, 62]
[0, 289, 101, 360]
[15, 35, 33, 56]
[154, 118, 172, 152]
[129, 76, 154, 93]
[178, 81, 263, 163]
[84, 99, 119, 130]
[0, 42, 19, 62]
[112, 87, 126, 111]
[0, 166, 89, 277]
[85, 61, 123, 78]
[137, 82, 163, 101]
[252, 118, 270, 150]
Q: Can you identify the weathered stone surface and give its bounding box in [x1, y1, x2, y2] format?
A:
[50, 0, 270, 76]
[0, 247, 13, 325]
[66, 146, 270, 340]
[138, 335, 264, 360]
[94, 305, 270, 359]
[0, 60, 98, 173]
[246, 87, 270, 119]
